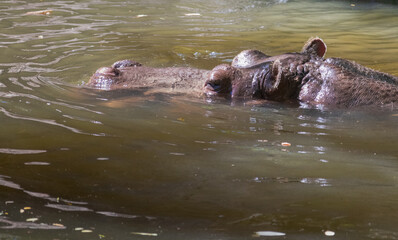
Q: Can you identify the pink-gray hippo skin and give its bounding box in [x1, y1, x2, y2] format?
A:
[88, 37, 398, 108]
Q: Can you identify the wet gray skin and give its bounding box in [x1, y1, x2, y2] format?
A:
[88, 37, 398, 108]
[88, 60, 211, 96]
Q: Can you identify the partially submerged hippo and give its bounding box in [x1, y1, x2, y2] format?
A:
[88, 37, 398, 108]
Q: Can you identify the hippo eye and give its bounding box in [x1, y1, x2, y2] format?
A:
[112, 60, 142, 69]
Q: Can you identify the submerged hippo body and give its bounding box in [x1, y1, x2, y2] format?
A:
[89, 60, 210, 96]
[89, 38, 398, 108]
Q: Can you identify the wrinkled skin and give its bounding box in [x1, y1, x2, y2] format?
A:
[88, 37, 398, 108]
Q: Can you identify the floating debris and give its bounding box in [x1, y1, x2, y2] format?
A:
[131, 232, 158, 237]
[257, 139, 268, 143]
[281, 142, 291, 147]
[26, 218, 39, 222]
[25, 10, 53, 15]
[52, 223, 64, 228]
[325, 230, 335, 236]
[136, 14, 148, 18]
[254, 231, 286, 237]
[74, 227, 93, 233]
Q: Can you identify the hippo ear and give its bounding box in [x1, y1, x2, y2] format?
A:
[301, 37, 327, 58]
[264, 60, 282, 94]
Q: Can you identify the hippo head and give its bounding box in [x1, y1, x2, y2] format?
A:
[204, 37, 327, 101]
[89, 60, 142, 89]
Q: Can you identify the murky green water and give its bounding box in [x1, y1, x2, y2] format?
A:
[0, 0, 397, 239]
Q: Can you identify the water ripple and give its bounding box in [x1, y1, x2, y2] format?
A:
[0, 175, 22, 190]
[45, 203, 93, 212]
[0, 148, 46, 155]
[0, 107, 85, 134]
[0, 91, 103, 114]
[96, 211, 151, 219]
[0, 217, 65, 230]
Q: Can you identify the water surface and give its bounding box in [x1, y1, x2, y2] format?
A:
[0, 0, 397, 239]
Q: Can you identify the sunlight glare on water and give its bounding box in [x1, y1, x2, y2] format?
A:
[0, 0, 397, 239]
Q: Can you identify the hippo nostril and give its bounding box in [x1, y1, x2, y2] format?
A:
[206, 82, 221, 92]
[112, 60, 142, 69]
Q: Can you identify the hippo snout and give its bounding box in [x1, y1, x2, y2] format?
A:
[204, 64, 235, 96]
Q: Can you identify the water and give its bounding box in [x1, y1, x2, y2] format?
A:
[0, 0, 397, 239]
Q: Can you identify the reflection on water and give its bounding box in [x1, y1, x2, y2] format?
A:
[0, 0, 397, 239]
[252, 176, 331, 187]
[0, 148, 46, 155]
[0, 218, 66, 230]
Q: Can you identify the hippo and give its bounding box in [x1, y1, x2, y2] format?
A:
[88, 37, 398, 108]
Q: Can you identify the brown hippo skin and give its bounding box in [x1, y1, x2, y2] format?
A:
[88, 37, 398, 108]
